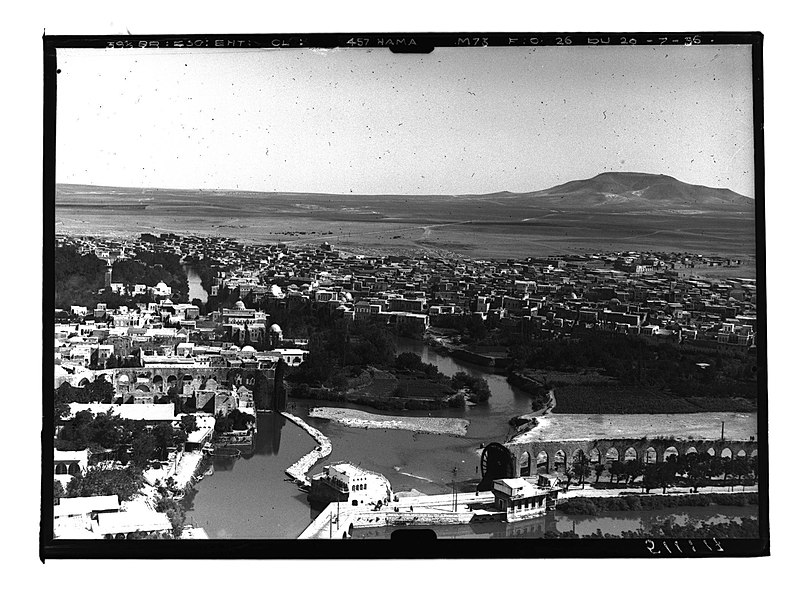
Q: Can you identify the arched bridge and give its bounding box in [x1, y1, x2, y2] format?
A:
[482, 437, 758, 479]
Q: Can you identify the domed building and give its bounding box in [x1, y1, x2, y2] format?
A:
[268, 323, 283, 348]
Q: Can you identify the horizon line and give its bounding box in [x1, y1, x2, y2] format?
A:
[54, 170, 750, 199]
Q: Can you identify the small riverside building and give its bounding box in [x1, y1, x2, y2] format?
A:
[309, 462, 392, 509]
[492, 478, 553, 523]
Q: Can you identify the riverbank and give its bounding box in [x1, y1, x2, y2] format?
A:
[557, 490, 758, 515]
[309, 406, 469, 436]
[298, 483, 759, 539]
[508, 411, 757, 444]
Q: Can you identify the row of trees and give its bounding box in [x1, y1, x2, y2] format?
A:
[508, 330, 757, 399]
[54, 244, 107, 309]
[563, 451, 758, 493]
[290, 321, 397, 388]
[543, 516, 759, 539]
[54, 244, 190, 310]
[54, 378, 115, 420]
[213, 409, 255, 433]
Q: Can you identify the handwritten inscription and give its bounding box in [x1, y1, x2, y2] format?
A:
[645, 538, 724, 556]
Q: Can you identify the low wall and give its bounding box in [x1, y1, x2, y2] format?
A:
[281, 412, 332, 486]
[353, 510, 474, 528]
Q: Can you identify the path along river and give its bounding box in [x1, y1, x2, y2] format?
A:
[184, 338, 757, 538]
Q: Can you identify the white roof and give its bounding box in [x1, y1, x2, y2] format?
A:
[493, 478, 544, 498]
[95, 511, 172, 535]
[54, 449, 89, 463]
[186, 426, 214, 444]
[67, 403, 176, 421]
[54, 495, 120, 518]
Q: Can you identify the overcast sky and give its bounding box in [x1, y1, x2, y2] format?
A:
[56, 44, 754, 196]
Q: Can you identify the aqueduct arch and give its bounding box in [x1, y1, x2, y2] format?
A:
[483, 437, 759, 479]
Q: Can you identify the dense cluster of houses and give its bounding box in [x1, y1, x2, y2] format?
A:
[57, 233, 757, 356]
[196, 242, 756, 350]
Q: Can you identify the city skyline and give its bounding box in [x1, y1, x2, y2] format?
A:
[56, 45, 754, 197]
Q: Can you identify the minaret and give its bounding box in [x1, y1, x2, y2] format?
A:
[104, 261, 113, 289]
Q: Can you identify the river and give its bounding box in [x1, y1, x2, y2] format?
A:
[351, 505, 758, 539]
[184, 338, 757, 539]
[183, 265, 208, 303]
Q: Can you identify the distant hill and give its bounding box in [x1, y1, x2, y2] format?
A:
[56, 171, 754, 224]
[517, 172, 753, 213]
[55, 172, 755, 257]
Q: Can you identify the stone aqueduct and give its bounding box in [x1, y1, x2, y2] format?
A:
[495, 437, 759, 478]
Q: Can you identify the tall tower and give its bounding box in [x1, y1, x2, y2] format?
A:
[104, 261, 113, 289]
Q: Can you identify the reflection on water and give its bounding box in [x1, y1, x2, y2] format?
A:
[248, 410, 285, 456]
[183, 265, 208, 303]
[352, 505, 758, 539]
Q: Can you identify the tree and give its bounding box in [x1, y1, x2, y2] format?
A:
[625, 460, 643, 488]
[88, 412, 126, 450]
[152, 423, 184, 460]
[395, 352, 423, 371]
[180, 414, 198, 434]
[53, 480, 65, 505]
[660, 460, 678, 493]
[155, 495, 185, 538]
[57, 410, 95, 450]
[593, 463, 606, 484]
[570, 453, 591, 489]
[642, 463, 659, 493]
[228, 409, 255, 431]
[682, 453, 709, 492]
[67, 467, 143, 502]
[54, 396, 71, 422]
[731, 457, 750, 490]
[131, 432, 157, 467]
[451, 371, 491, 403]
[214, 412, 232, 433]
[609, 460, 626, 485]
[85, 377, 115, 403]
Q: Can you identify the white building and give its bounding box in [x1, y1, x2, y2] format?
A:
[492, 478, 551, 523]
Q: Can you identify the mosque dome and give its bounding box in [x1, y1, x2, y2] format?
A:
[269, 285, 283, 298]
[241, 345, 256, 353]
[269, 323, 282, 333]
[234, 300, 246, 310]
